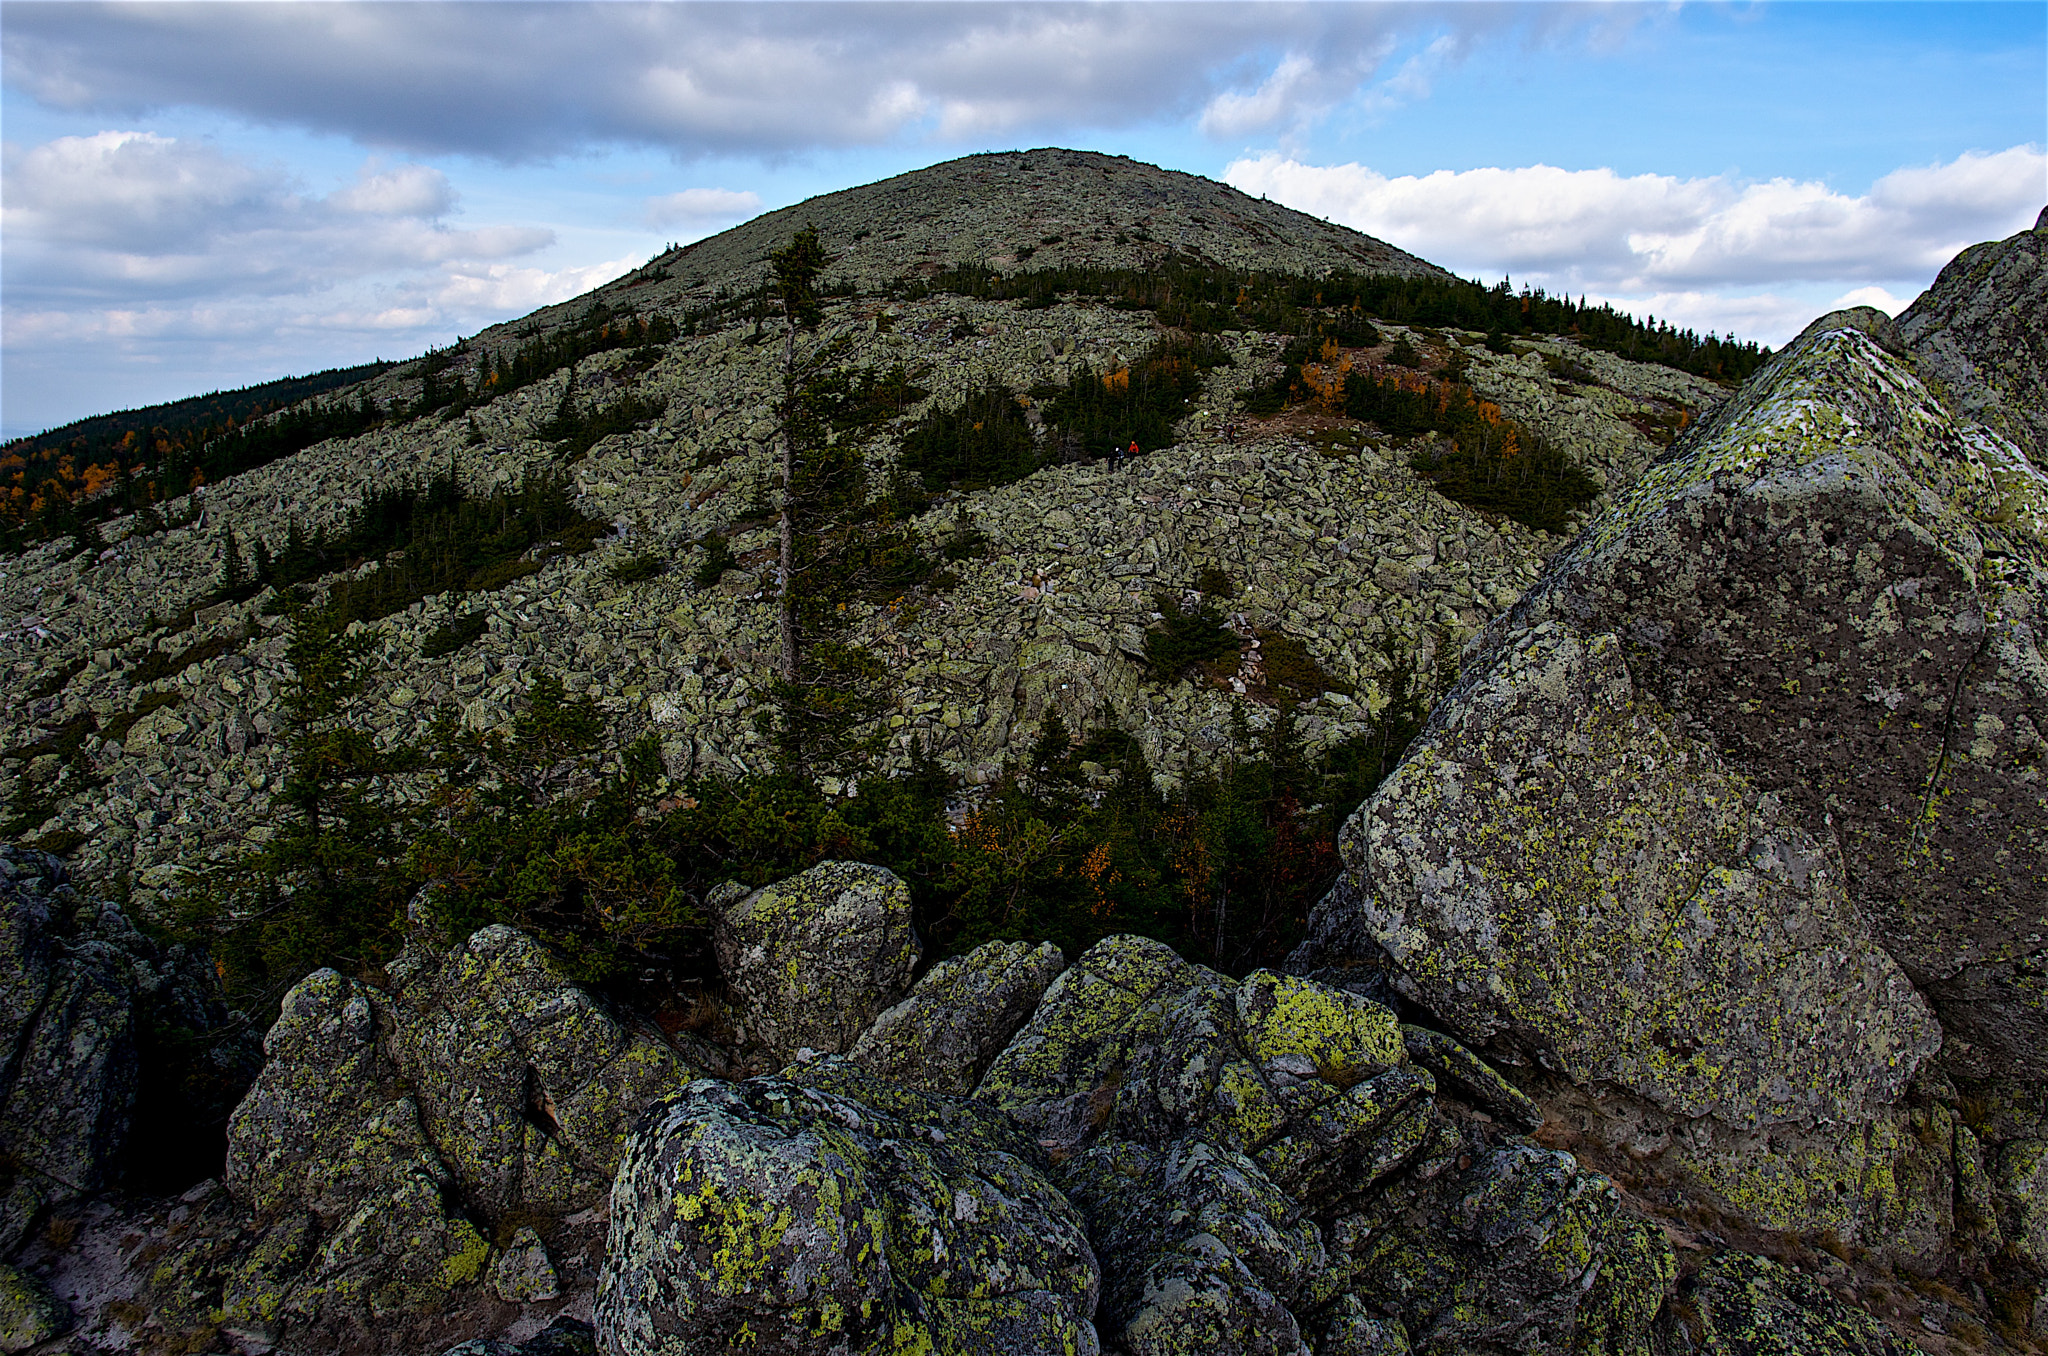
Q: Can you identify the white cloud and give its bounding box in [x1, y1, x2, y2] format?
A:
[1199, 54, 1323, 139]
[332, 162, 455, 218]
[0, 129, 604, 436]
[424, 257, 639, 316]
[1225, 146, 2047, 339]
[0, 3, 1542, 160]
[2, 130, 555, 303]
[642, 187, 762, 229]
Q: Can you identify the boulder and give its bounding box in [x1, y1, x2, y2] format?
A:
[596, 1060, 1099, 1356]
[1674, 1252, 1914, 1355]
[1328, 622, 1939, 1130]
[713, 861, 923, 1063]
[979, 936, 1444, 1202]
[222, 925, 702, 1341]
[1062, 1136, 1324, 1356]
[1897, 209, 2048, 468]
[849, 938, 1066, 1095]
[223, 970, 493, 1335]
[1324, 1140, 1628, 1354]
[386, 923, 700, 1215]
[0, 843, 255, 1234]
[1295, 310, 2048, 1256]
[0, 1263, 65, 1353]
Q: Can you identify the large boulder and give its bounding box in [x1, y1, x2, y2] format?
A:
[1062, 1137, 1325, 1356]
[385, 923, 704, 1216]
[222, 970, 493, 1341]
[596, 1060, 1100, 1356]
[712, 861, 923, 1063]
[0, 843, 254, 1242]
[221, 925, 703, 1345]
[1897, 207, 2048, 469]
[1295, 303, 2048, 1257]
[849, 938, 1066, 1096]
[1330, 621, 1939, 1130]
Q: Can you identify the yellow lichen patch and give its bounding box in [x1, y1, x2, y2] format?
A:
[1235, 970, 1405, 1082]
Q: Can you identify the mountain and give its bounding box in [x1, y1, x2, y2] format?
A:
[3, 152, 2039, 1355]
[0, 149, 1743, 910]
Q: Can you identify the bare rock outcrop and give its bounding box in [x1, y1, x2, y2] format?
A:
[1897, 206, 2048, 468]
[215, 925, 705, 1348]
[1295, 298, 2047, 1268]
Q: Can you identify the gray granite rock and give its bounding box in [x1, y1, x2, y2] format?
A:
[596, 1060, 1099, 1356]
[850, 938, 1065, 1095]
[714, 860, 922, 1062]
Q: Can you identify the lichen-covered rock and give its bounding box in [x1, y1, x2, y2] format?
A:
[0, 843, 254, 1230]
[225, 968, 398, 1216]
[1674, 1252, 1914, 1355]
[713, 861, 922, 1062]
[1296, 310, 2048, 1261]
[1570, 1217, 1676, 1356]
[978, 937, 1435, 1203]
[596, 1060, 1099, 1356]
[1326, 1141, 1627, 1354]
[1062, 1137, 1323, 1356]
[1315, 1297, 1412, 1355]
[1324, 622, 1939, 1130]
[386, 923, 696, 1215]
[1994, 1138, 2048, 1270]
[1398, 1025, 1543, 1133]
[222, 929, 702, 1343]
[850, 938, 1066, 1095]
[488, 1226, 561, 1303]
[1898, 209, 2048, 468]
[0, 1263, 65, 1353]
[281, 1095, 493, 1324]
[1492, 320, 2042, 1078]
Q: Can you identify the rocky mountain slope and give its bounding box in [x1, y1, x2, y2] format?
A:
[1, 154, 2041, 1356]
[1, 149, 1725, 909]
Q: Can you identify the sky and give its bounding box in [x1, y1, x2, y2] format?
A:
[3, 1, 2043, 441]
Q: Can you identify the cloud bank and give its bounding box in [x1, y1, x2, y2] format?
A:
[2, 2, 1562, 159]
[1226, 145, 2047, 341]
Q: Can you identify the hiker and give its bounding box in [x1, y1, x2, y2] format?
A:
[1126, 439, 1140, 470]
[1108, 442, 1123, 471]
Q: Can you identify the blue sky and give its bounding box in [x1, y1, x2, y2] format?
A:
[4, 1, 2043, 441]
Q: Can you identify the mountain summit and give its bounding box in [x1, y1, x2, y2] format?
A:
[608, 148, 1449, 308]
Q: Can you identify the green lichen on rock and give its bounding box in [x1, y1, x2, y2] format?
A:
[977, 937, 1434, 1204]
[220, 928, 697, 1339]
[1399, 1024, 1543, 1132]
[1898, 208, 2048, 470]
[1341, 623, 1938, 1131]
[1062, 1136, 1323, 1356]
[1572, 1216, 1676, 1356]
[386, 922, 697, 1215]
[1994, 1137, 2048, 1269]
[596, 1062, 1098, 1356]
[0, 1263, 65, 1353]
[850, 938, 1066, 1095]
[714, 860, 923, 1062]
[1327, 1140, 1628, 1354]
[1675, 1252, 1914, 1355]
